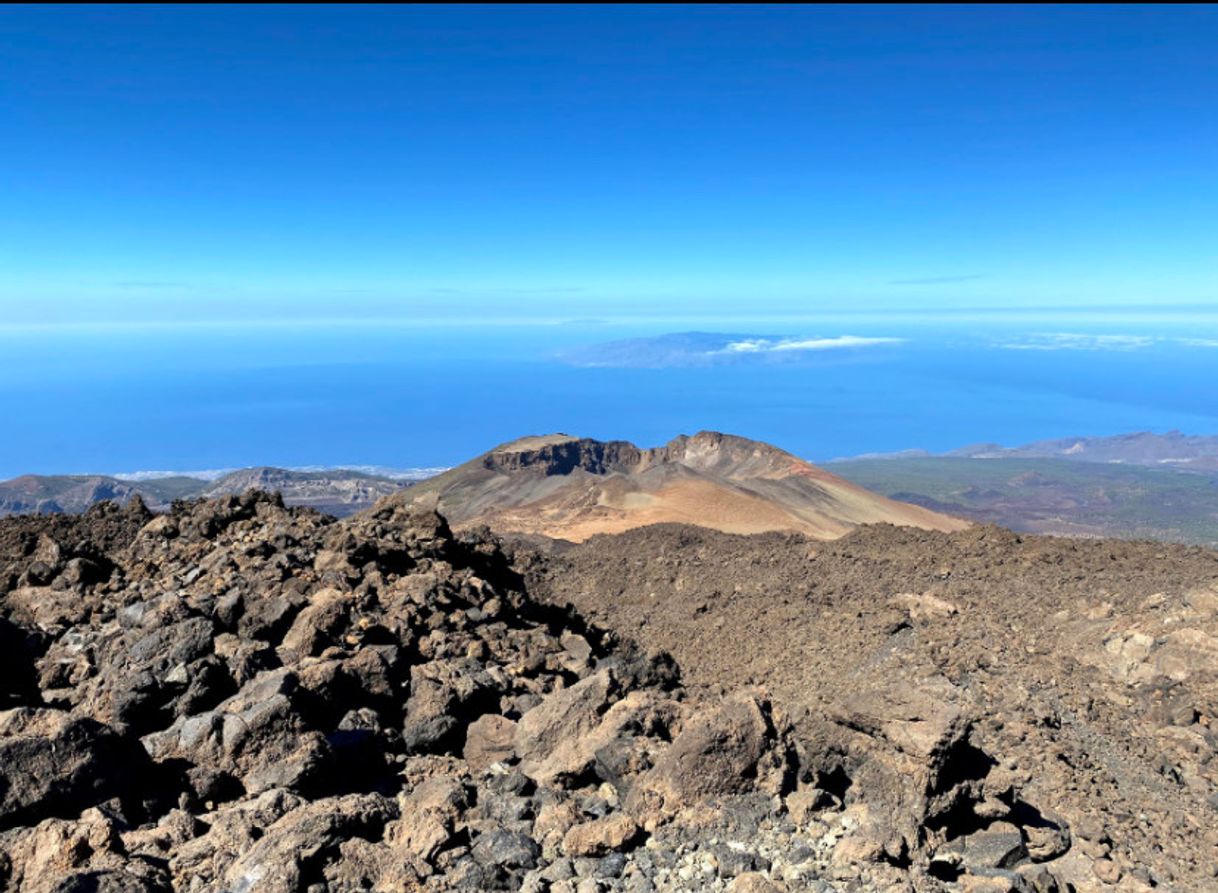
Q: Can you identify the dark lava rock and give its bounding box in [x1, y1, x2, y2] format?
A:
[0, 493, 1097, 892]
[0, 708, 157, 831]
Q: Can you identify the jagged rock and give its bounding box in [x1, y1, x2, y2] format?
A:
[1021, 813, 1071, 863]
[49, 870, 170, 893]
[389, 774, 471, 864]
[402, 659, 500, 755]
[85, 615, 222, 733]
[958, 874, 1031, 893]
[892, 591, 960, 621]
[726, 874, 787, 893]
[948, 821, 1028, 870]
[561, 814, 642, 856]
[516, 670, 617, 782]
[464, 713, 518, 770]
[823, 676, 1020, 867]
[1092, 857, 1122, 884]
[221, 794, 396, 893]
[279, 587, 351, 656]
[120, 808, 201, 866]
[628, 692, 788, 821]
[6, 585, 91, 630]
[1016, 864, 1066, 893]
[142, 668, 331, 796]
[834, 675, 972, 763]
[527, 689, 676, 788]
[138, 515, 178, 541]
[471, 828, 542, 870]
[0, 708, 154, 831]
[168, 789, 305, 885]
[0, 809, 133, 893]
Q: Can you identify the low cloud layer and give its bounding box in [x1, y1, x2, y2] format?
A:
[1000, 333, 1158, 352]
[999, 333, 1218, 352]
[722, 335, 905, 354]
[559, 332, 906, 368]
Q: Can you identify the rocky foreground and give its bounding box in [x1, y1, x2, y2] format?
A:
[0, 496, 1211, 891]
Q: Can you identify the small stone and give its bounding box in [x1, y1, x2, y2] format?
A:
[471, 829, 542, 870]
[962, 821, 1028, 870]
[464, 713, 518, 770]
[563, 814, 643, 857]
[1094, 858, 1123, 884]
[727, 873, 786, 893]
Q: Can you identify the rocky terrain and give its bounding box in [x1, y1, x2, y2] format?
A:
[0, 468, 413, 518]
[200, 468, 413, 515]
[386, 432, 966, 542]
[0, 490, 1214, 892]
[0, 474, 202, 517]
[518, 523, 1218, 891]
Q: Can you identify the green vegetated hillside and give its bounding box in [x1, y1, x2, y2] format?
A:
[830, 456, 1218, 545]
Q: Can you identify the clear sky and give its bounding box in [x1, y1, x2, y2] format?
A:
[3, 5, 1217, 325]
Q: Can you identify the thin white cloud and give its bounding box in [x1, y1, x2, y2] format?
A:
[721, 335, 905, 355]
[558, 332, 908, 368]
[999, 333, 1159, 352]
[113, 469, 235, 482]
[998, 333, 1218, 352]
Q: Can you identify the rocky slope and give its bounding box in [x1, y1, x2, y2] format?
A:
[383, 432, 967, 542]
[0, 494, 1094, 893]
[518, 523, 1218, 891]
[201, 467, 411, 514]
[0, 468, 411, 517]
[0, 474, 192, 516]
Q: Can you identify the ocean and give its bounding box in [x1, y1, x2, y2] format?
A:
[3, 308, 1217, 478]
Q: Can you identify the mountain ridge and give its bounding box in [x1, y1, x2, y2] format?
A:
[0, 467, 415, 517]
[834, 429, 1218, 470]
[380, 431, 968, 541]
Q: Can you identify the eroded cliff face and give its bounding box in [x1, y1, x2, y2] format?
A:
[483, 438, 649, 476]
[480, 432, 796, 479]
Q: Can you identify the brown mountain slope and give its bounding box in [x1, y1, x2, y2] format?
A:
[517, 522, 1218, 890]
[0, 469, 409, 518]
[377, 431, 968, 541]
[0, 474, 151, 515]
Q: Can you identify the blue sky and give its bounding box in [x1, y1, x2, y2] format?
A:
[3, 5, 1217, 325]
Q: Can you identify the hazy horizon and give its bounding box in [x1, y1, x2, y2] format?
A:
[2, 7, 1216, 476]
[3, 310, 1218, 478]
